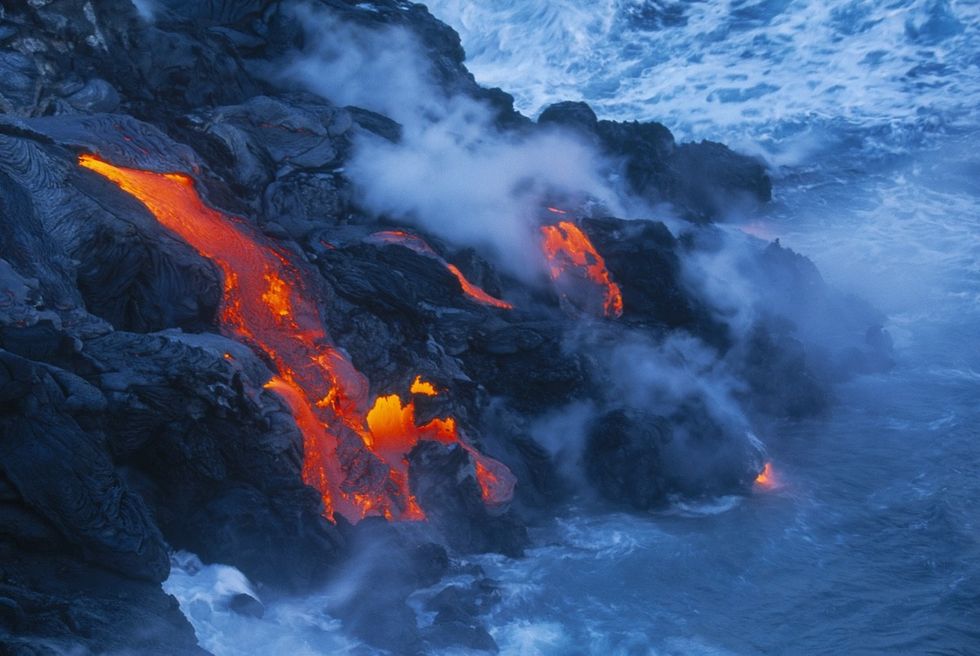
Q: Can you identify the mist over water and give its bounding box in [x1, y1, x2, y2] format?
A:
[165, 1, 980, 653]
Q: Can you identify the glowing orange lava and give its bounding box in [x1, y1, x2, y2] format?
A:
[410, 375, 438, 396]
[540, 221, 624, 318]
[79, 154, 513, 521]
[370, 230, 513, 310]
[754, 463, 776, 489]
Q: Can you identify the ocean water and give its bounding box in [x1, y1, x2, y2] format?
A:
[167, 1, 980, 654]
[421, 1, 980, 653]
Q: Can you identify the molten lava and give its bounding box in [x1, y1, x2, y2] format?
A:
[540, 221, 624, 318]
[754, 463, 776, 489]
[410, 375, 438, 396]
[79, 154, 513, 521]
[370, 230, 513, 310]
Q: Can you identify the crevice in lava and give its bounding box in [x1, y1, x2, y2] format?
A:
[78, 153, 513, 523]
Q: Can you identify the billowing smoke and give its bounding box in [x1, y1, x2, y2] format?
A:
[282, 6, 435, 125]
[281, 2, 621, 279]
[530, 400, 597, 484]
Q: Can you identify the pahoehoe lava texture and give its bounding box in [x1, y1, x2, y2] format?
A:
[0, 1, 893, 653]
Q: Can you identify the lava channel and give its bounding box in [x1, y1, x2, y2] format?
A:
[540, 220, 624, 318]
[79, 153, 514, 522]
[369, 230, 513, 310]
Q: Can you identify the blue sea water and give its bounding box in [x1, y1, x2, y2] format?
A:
[421, 1, 980, 653]
[167, 2, 980, 654]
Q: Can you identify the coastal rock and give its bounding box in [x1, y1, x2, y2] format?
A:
[539, 100, 772, 221]
[409, 441, 528, 557]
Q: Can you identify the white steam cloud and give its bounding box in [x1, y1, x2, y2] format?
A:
[281, 3, 621, 279]
[604, 332, 748, 426]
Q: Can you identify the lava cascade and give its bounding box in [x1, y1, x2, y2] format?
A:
[540, 220, 624, 318]
[369, 230, 513, 310]
[79, 154, 513, 521]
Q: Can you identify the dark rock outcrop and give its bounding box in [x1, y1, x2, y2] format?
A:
[409, 441, 528, 558]
[539, 100, 772, 221]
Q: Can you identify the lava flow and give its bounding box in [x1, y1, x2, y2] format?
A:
[370, 230, 513, 310]
[540, 221, 624, 318]
[754, 462, 776, 489]
[79, 153, 513, 521]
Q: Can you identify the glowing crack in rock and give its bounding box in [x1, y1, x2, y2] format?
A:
[369, 230, 514, 310]
[540, 221, 624, 318]
[79, 153, 514, 521]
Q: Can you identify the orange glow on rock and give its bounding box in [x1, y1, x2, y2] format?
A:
[364, 392, 514, 507]
[371, 230, 513, 310]
[410, 375, 438, 396]
[754, 463, 776, 489]
[79, 154, 514, 522]
[540, 221, 624, 318]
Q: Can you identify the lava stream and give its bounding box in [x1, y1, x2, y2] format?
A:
[79, 153, 513, 521]
[540, 221, 624, 318]
[370, 230, 513, 310]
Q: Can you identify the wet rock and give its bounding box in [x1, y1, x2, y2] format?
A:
[0, 543, 207, 656]
[538, 100, 600, 133]
[326, 521, 451, 655]
[409, 442, 528, 557]
[584, 407, 764, 509]
[735, 324, 829, 418]
[584, 409, 672, 509]
[671, 140, 773, 219]
[425, 579, 501, 619]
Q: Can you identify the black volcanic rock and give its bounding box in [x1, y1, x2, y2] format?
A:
[0, 349, 169, 583]
[538, 100, 600, 133]
[539, 100, 772, 221]
[409, 442, 528, 557]
[326, 520, 452, 655]
[585, 406, 765, 509]
[0, 545, 206, 656]
[584, 409, 672, 510]
[80, 330, 346, 591]
[581, 217, 726, 343]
